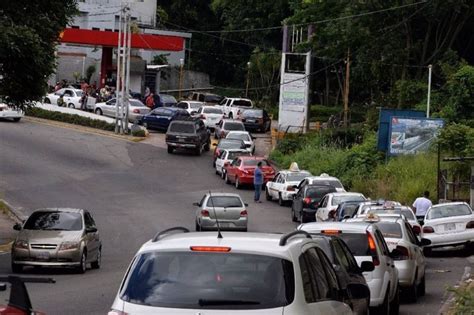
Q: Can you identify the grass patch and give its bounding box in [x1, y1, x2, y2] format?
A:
[447, 277, 474, 315]
[0, 201, 9, 215]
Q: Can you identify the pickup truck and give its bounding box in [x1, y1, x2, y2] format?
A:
[166, 117, 210, 155]
[217, 97, 253, 119]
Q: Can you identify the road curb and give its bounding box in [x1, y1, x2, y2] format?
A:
[0, 199, 25, 223]
[438, 265, 472, 314]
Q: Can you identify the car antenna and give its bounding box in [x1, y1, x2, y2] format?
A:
[208, 190, 223, 239]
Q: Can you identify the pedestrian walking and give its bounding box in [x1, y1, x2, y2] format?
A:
[254, 161, 264, 203]
[412, 191, 432, 225]
[145, 92, 155, 110]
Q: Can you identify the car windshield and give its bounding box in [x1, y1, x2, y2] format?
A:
[130, 99, 146, 107]
[287, 172, 310, 182]
[227, 151, 251, 160]
[204, 95, 223, 103]
[23, 211, 83, 231]
[169, 123, 194, 133]
[242, 110, 262, 118]
[426, 204, 472, 220]
[306, 187, 335, 199]
[203, 107, 223, 114]
[218, 140, 244, 149]
[233, 100, 252, 107]
[338, 233, 371, 256]
[243, 160, 269, 167]
[227, 133, 250, 141]
[224, 122, 245, 131]
[121, 252, 295, 309]
[376, 222, 403, 239]
[338, 204, 360, 219]
[312, 179, 343, 189]
[206, 196, 243, 208]
[332, 195, 365, 206]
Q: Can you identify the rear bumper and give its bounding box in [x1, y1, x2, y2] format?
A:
[167, 142, 198, 149]
[243, 122, 264, 130]
[0, 112, 23, 118]
[424, 231, 474, 248]
[199, 217, 247, 231]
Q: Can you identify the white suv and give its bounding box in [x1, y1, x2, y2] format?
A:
[298, 222, 400, 314]
[109, 228, 353, 315]
[296, 174, 346, 193]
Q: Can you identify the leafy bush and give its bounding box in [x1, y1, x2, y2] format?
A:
[26, 107, 115, 132]
[447, 279, 474, 315]
[131, 129, 146, 137]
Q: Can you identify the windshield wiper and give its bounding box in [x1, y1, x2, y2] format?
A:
[198, 299, 260, 306]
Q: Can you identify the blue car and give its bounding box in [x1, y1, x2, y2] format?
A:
[140, 107, 190, 131]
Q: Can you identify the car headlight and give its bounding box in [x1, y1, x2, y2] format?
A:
[59, 242, 80, 251]
[14, 240, 28, 249]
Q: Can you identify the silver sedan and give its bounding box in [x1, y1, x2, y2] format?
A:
[194, 192, 248, 232]
[94, 98, 150, 122]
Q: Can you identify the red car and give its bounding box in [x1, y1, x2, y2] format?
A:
[224, 156, 275, 189]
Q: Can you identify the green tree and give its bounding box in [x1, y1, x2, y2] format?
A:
[0, 0, 77, 109]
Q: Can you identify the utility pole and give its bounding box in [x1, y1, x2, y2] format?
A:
[178, 58, 184, 100]
[115, 2, 130, 134]
[343, 48, 350, 128]
[245, 62, 251, 98]
[426, 64, 432, 118]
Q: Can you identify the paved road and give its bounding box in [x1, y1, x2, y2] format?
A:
[0, 119, 471, 314]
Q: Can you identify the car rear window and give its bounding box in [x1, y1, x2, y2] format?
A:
[24, 211, 83, 231]
[426, 204, 472, 220]
[227, 133, 250, 141]
[233, 100, 252, 107]
[203, 107, 223, 114]
[243, 159, 269, 167]
[168, 123, 195, 133]
[332, 195, 365, 206]
[338, 233, 371, 256]
[160, 95, 177, 103]
[227, 151, 251, 160]
[242, 109, 263, 118]
[312, 179, 343, 189]
[189, 102, 202, 109]
[287, 172, 310, 182]
[376, 222, 403, 239]
[306, 187, 335, 199]
[224, 122, 245, 131]
[121, 252, 295, 309]
[218, 140, 244, 149]
[206, 196, 243, 208]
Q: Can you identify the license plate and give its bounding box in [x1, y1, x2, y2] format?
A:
[247, 119, 255, 123]
[35, 251, 50, 260]
[178, 138, 185, 142]
[444, 223, 455, 231]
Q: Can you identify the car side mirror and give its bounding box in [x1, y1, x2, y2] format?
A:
[193, 202, 200, 207]
[86, 227, 98, 234]
[419, 238, 431, 247]
[347, 283, 370, 299]
[390, 248, 402, 259]
[360, 261, 375, 272]
[244, 203, 248, 207]
[13, 223, 22, 231]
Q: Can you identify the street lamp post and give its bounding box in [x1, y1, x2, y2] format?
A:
[178, 58, 184, 100]
[245, 61, 251, 98]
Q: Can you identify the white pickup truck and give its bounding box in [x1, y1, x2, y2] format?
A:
[217, 97, 253, 119]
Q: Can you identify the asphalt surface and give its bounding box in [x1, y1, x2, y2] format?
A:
[0, 119, 472, 314]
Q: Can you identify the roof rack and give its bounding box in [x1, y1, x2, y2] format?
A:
[279, 230, 312, 246]
[152, 227, 189, 242]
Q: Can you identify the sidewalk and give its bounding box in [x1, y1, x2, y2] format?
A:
[0, 201, 19, 254]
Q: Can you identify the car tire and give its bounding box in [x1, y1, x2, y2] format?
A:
[228, 112, 233, 119]
[389, 284, 399, 315]
[143, 122, 148, 129]
[167, 146, 173, 154]
[91, 247, 101, 270]
[406, 276, 418, 303]
[195, 146, 202, 156]
[68, 103, 75, 109]
[278, 194, 285, 207]
[423, 247, 432, 257]
[204, 140, 210, 151]
[372, 287, 390, 315]
[225, 173, 231, 184]
[265, 188, 272, 201]
[195, 221, 201, 231]
[221, 170, 226, 179]
[44, 98, 51, 104]
[235, 177, 241, 189]
[95, 108, 103, 115]
[13, 117, 21, 122]
[418, 274, 426, 296]
[76, 251, 87, 274]
[11, 262, 22, 273]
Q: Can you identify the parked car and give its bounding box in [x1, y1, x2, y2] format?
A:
[215, 119, 246, 139]
[299, 222, 400, 314]
[422, 202, 474, 254]
[309, 234, 373, 315]
[166, 118, 210, 155]
[217, 97, 253, 119]
[0, 102, 23, 122]
[297, 173, 346, 193]
[139, 107, 189, 131]
[154, 94, 177, 108]
[44, 88, 94, 109]
[335, 201, 365, 221]
[194, 192, 248, 231]
[196, 106, 225, 131]
[11, 208, 101, 274]
[316, 192, 366, 222]
[225, 130, 255, 154]
[224, 156, 275, 189]
[361, 206, 422, 236]
[352, 200, 402, 218]
[212, 138, 247, 166]
[110, 228, 353, 314]
[215, 149, 251, 177]
[291, 184, 337, 223]
[266, 169, 312, 206]
[190, 92, 224, 104]
[175, 100, 204, 115]
[241, 109, 271, 133]
[94, 98, 150, 122]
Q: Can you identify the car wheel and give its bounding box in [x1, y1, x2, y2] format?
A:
[195, 146, 202, 156]
[423, 247, 432, 257]
[278, 193, 285, 207]
[44, 98, 51, 104]
[11, 262, 23, 273]
[167, 146, 173, 154]
[95, 108, 103, 115]
[13, 117, 21, 122]
[406, 275, 418, 303]
[77, 251, 87, 274]
[235, 177, 241, 189]
[204, 140, 210, 151]
[372, 287, 390, 315]
[68, 103, 75, 109]
[143, 122, 149, 129]
[389, 284, 399, 315]
[195, 221, 201, 231]
[221, 170, 226, 179]
[91, 247, 101, 269]
[225, 173, 231, 184]
[228, 112, 233, 119]
[265, 188, 272, 201]
[418, 274, 426, 296]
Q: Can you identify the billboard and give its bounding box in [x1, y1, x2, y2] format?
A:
[389, 117, 444, 155]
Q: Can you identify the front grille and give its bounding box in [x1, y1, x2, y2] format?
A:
[31, 244, 57, 250]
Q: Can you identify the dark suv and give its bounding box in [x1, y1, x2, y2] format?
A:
[291, 184, 337, 223]
[166, 118, 210, 155]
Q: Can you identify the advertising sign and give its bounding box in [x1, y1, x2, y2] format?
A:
[280, 72, 307, 112]
[389, 117, 444, 155]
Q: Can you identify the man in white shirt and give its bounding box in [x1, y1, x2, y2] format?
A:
[412, 191, 432, 224]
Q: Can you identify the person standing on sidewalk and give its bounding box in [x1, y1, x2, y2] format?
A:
[412, 191, 432, 225]
[254, 161, 264, 203]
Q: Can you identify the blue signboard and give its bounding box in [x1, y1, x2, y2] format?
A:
[377, 108, 426, 152]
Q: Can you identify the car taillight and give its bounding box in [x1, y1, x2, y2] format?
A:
[132, 108, 140, 113]
[423, 226, 434, 233]
[412, 225, 421, 235]
[240, 210, 248, 217]
[303, 197, 311, 205]
[108, 310, 128, 315]
[201, 210, 210, 217]
[367, 232, 380, 266]
[200, 114, 206, 119]
[394, 245, 410, 260]
[241, 118, 246, 122]
[286, 186, 295, 191]
[467, 221, 474, 229]
[190, 246, 231, 252]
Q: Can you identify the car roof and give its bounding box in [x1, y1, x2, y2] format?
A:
[223, 119, 244, 123]
[328, 192, 364, 196]
[224, 149, 249, 153]
[238, 156, 266, 160]
[430, 201, 470, 208]
[299, 222, 372, 233]
[306, 175, 341, 181]
[225, 97, 251, 101]
[204, 192, 243, 198]
[226, 131, 250, 135]
[218, 138, 244, 143]
[33, 208, 83, 213]
[278, 170, 311, 174]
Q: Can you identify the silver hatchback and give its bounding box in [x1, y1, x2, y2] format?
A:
[194, 193, 248, 232]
